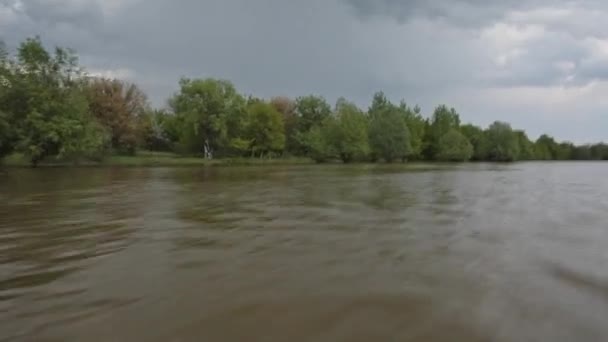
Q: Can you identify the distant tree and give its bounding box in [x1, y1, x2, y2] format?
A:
[294, 95, 332, 156]
[368, 91, 391, 118]
[535, 134, 558, 160]
[436, 129, 473, 162]
[299, 118, 336, 162]
[369, 105, 411, 162]
[244, 101, 285, 157]
[170, 78, 246, 158]
[426, 105, 461, 160]
[572, 145, 592, 160]
[399, 102, 426, 160]
[555, 142, 574, 160]
[295, 95, 331, 133]
[590, 143, 608, 160]
[0, 37, 107, 165]
[0, 42, 13, 158]
[515, 130, 535, 160]
[461, 124, 487, 161]
[270, 96, 298, 155]
[332, 99, 369, 162]
[484, 121, 520, 162]
[137, 109, 175, 152]
[86, 78, 149, 154]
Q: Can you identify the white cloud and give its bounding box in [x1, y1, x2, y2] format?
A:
[86, 67, 136, 80]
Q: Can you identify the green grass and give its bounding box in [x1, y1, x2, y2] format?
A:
[0, 152, 313, 168]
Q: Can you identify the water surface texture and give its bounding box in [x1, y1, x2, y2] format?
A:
[1, 163, 608, 341]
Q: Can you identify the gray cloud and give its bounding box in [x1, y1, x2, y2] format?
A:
[2, 0, 608, 142]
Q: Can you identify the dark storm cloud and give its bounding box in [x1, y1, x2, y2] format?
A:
[344, 0, 589, 26]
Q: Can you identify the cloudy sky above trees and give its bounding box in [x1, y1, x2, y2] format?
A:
[1, 0, 607, 142]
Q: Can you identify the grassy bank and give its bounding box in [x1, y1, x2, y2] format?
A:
[1, 152, 314, 168]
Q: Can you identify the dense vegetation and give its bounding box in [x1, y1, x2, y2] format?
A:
[1, 38, 607, 166]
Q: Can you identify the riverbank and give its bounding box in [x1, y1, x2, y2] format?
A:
[0, 152, 314, 168]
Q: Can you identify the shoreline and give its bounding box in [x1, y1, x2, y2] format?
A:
[2, 152, 604, 169]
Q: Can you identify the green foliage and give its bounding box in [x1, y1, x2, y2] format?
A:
[515, 131, 535, 160]
[2, 37, 608, 166]
[85, 78, 149, 155]
[426, 105, 461, 160]
[295, 95, 331, 133]
[554, 142, 574, 160]
[170, 78, 246, 157]
[436, 129, 473, 162]
[299, 119, 336, 162]
[368, 104, 411, 162]
[484, 121, 520, 162]
[399, 102, 426, 159]
[461, 124, 487, 161]
[590, 143, 608, 160]
[332, 99, 369, 163]
[0, 37, 107, 165]
[0, 110, 13, 158]
[271, 97, 298, 154]
[244, 101, 286, 157]
[535, 134, 558, 160]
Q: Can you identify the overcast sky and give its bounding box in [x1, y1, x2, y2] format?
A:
[1, 0, 607, 143]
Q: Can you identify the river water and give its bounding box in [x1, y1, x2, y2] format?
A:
[1, 163, 608, 341]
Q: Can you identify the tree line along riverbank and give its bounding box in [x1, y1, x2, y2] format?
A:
[1, 37, 607, 167]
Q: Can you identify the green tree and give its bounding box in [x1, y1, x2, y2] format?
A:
[535, 134, 558, 160]
[270, 96, 298, 155]
[436, 129, 473, 162]
[0, 37, 107, 165]
[332, 99, 369, 163]
[368, 92, 391, 118]
[170, 78, 246, 158]
[461, 124, 487, 161]
[299, 118, 336, 162]
[368, 105, 411, 162]
[295, 95, 331, 133]
[244, 101, 286, 157]
[0, 42, 13, 158]
[399, 102, 426, 159]
[572, 145, 592, 160]
[555, 142, 574, 160]
[294, 95, 331, 155]
[590, 143, 608, 160]
[426, 105, 461, 160]
[485, 121, 520, 162]
[515, 130, 535, 160]
[85, 78, 149, 154]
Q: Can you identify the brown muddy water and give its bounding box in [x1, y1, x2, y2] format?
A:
[1, 163, 608, 341]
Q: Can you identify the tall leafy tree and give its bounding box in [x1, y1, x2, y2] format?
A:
[461, 124, 487, 161]
[515, 130, 535, 160]
[170, 78, 246, 158]
[295, 95, 331, 133]
[535, 134, 558, 160]
[369, 105, 411, 162]
[399, 102, 426, 160]
[555, 142, 574, 160]
[0, 41, 13, 158]
[86, 78, 149, 154]
[270, 96, 298, 154]
[299, 118, 336, 163]
[436, 129, 473, 162]
[0, 37, 107, 165]
[244, 101, 286, 157]
[426, 105, 461, 160]
[485, 121, 520, 162]
[332, 98, 369, 163]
